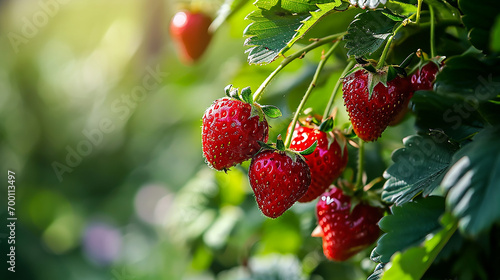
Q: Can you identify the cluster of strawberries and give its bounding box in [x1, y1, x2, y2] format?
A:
[201, 61, 439, 261]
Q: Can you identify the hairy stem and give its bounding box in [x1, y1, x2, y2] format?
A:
[284, 42, 339, 149]
[252, 32, 346, 102]
[323, 59, 355, 120]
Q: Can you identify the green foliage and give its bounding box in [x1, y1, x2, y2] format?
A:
[382, 135, 457, 205]
[371, 197, 446, 264]
[442, 126, 500, 236]
[459, 0, 500, 54]
[243, 0, 346, 64]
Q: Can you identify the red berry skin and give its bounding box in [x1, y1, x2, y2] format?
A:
[170, 11, 212, 63]
[342, 70, 413, 142]
[289, 123, 348, 202]
[410, 62, 440, 91]
[316, 187, 384, 261]
[202, 98, 268, 171]
[249, 149, 311, 218]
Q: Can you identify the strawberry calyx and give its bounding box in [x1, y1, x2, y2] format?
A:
[409, 49, 445, 75]
[335, 179, 386, 213]
[258, 135, 317, 163]
[343, 61, 408, 99]
[224, 84, 282, 121]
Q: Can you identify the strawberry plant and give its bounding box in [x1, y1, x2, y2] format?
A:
[191, 0, 500, 278]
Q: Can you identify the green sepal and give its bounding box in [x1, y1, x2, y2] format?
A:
[241, 86, 253, 104]
[318, 117, 334, 133]
[276, 136, 285, 151]
[285, 150, 298, 163]
[299, 140, 317, 156]
[363, 63, 377, 73]
[387, 66, 398, 82]
[261, 105, 282, 118]
[224, 84, 233, 97]
[257, 141, 274, 150]
[367, 72, 387, 100]
[399, 52, 415, 69]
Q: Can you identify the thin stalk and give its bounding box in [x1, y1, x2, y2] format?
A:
[322, 59, 355, 120]
[376, 13, 417, 69]
[416, 0, 423, 24]
[283, 42, 339, 149]
[429, 4, 436, 58]
[354, 140, 365, 191]
[252, 32, 346, 102]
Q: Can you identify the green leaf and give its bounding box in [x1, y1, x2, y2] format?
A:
[380, 213, 458, 280]
[210, 0, 250, 32]
[244, 0, 347, 64]
[276, 136, 285, 151]
[411, 91, 485, 142]
[344, 10, 399, 57]
[371, 196, 446, 264]
[382, 135, 457, 205]
[261, 105, 282, 118]
[491, 15, 500, 52]
[241, 86, 253, 103]
[434, 54, 500, 101]
[385, 0, 418, 18]
[459, 0, 500, 54]
[441, 126, 500, 236]
[299, 140, 317, 155]
[318, 117, 333, 132]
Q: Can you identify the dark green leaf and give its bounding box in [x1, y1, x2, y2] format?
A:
[344, 10, 399, 57]
[459, 0, 500, 54]
[276, 136, 285, 151]
[382, 135, 457, 205]
[380, 213, 458, 280]
[412, 91, 485, 142]
[434, 54, 500, 101]
[261, 105, 282, 118]
[367, 263, 386, 280]
[241, 86, 253, 103]
[371, 196, 446, 264]
[442, 126, 500, 236]
[299, 140, 317, 155]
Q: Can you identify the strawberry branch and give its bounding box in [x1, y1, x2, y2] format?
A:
[283, 41, 340, 149]
[354, 140, 365, 191]
[429, 4, 436, 58]
[322, 59, 355, 120]
[252, 32, 346, 103]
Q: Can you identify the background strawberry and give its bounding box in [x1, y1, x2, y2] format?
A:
[170, 11, 213, 63]
[289, 120, 348, 202]
[248, 149, 311, 218]
[342, 68, 413, 141]
[202, 97, 268, 171]
[314, 187, 384, 261]
[411, 61, 440, 91]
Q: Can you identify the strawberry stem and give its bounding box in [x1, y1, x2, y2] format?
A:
[354, 140, 365, 191]
[429, 4, 436, 58]
[416, 0, 423, 24]
[252, 32, 346, 103]
[322, 59, 355, 120]
[376, 13, 418, 69]
[284, 41, 340, 149]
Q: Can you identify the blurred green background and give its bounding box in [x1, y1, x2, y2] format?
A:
[0, 0, 413, 279]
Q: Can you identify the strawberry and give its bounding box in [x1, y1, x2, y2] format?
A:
[202, 86, 270, 171]
[289, 118, 348, 202]
[410, 61, 440, 91]
[170, 11, 212, 64]
[313, 186, 384, 261]
[248, 146, 311, 218]
[342, 67, 413, 142]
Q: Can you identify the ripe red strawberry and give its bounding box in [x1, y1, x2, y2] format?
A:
[248, 149, 311, 218]
[410, 61, 440, 91]
[342, 68, 413, 141]
[202, 97, 268, 171]
[313, 187, 384, 261]
[289, 120, 348, 202]
[170, 11, 212, 63]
